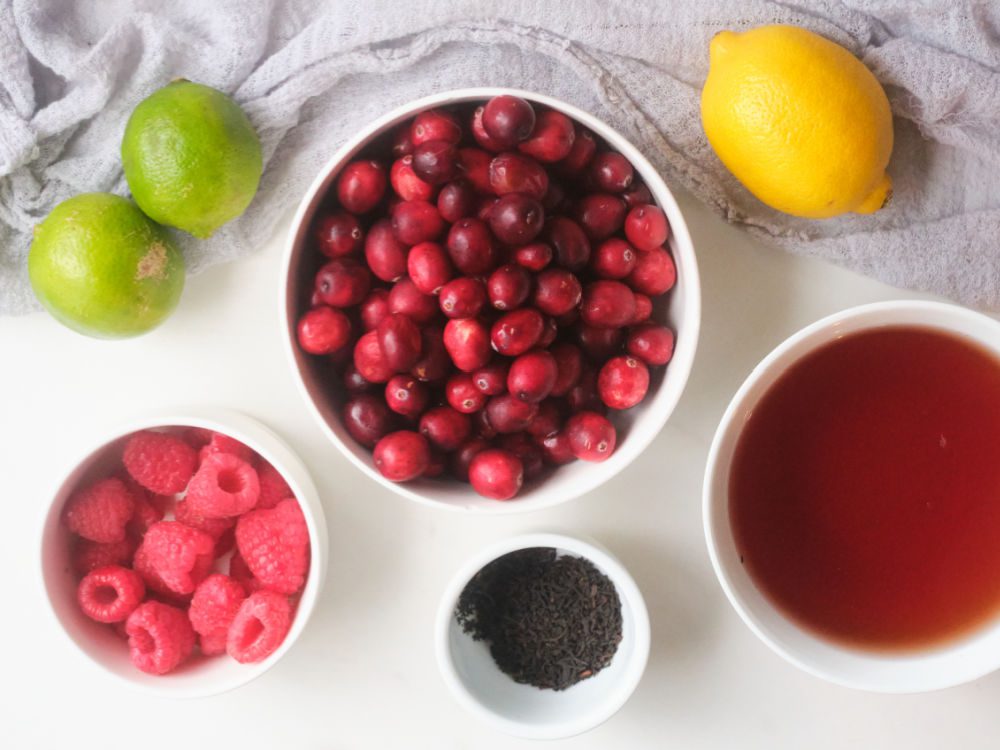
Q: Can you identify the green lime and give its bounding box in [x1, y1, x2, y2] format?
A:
[28, 193, 185, 338]
[121, 80, 262, 238]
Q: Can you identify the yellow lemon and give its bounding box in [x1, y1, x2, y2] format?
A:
[701, 25, 893, 219]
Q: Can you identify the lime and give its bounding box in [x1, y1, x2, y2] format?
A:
[28, 193, 185, 338]
[121, 80, 262, 238]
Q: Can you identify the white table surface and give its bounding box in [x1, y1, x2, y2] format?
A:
[4, 186, 997, 749]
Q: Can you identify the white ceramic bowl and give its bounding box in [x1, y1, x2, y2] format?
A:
[39, 408, 328, 698]
[281, 87, 701, 513]
[704, 300, 1000, 693]
[435, 532, 650, 739]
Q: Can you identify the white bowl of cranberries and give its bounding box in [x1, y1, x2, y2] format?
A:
[283, 88, 700, 512]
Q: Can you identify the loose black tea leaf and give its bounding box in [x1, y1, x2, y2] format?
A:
[456, 547, 623, 691]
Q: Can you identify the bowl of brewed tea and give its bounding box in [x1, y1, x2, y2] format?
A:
[704, 300, 1000, 692]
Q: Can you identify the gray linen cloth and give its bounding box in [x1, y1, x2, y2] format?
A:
[1, 0, 998, 314]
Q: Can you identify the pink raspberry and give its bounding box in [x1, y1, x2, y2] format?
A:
[198, 432, 254, 463]
[199, 629, 228, 656]
[72, 537, 137, 576]
[125, 601, 195, 675]
[63, 477, 135, 543]
[134, 521, 214, 596]
[123, 430, 198, 495]
[174, 499, 235, 540]
[213, 527, 235, 558]
[128, 495, 165, 537]
[228, 550, 260, 593]
[235, 499, 310, 595]
[255, 458, 293, 510]
[185, 453, 260, 518]
[77, 565, 145, 623]
[227, 590, 293, 664]
[182, 427, 214, 448]
[189, 574, 247, 653]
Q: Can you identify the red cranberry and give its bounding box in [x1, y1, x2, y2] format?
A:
[632, 293, 653, 324]
[390, 156, 435, 202]
[343, 363, 375, 394]
[384, 375, 429, 418]
[540, 431, 575, 465]
[545, 216, 591, 271]
[373, 431, 431, 481]
[353, 330, 394, 383]
[476, 196, 499, 222]
[411, 325, 451, 382]
[488, 152, 548, 200]
[598, 355, 650, 409]
[581, 281, 636, 328]
[359, 288, 391, 331]
[337, 160, 387, 214]
[389, 278, 439, 324]
[573, 194, 627, 241]
[439, 277, 487, 318]
[539, 316, 558, 347]
[526, 400, 563, 439]
[576, 323, 624, 360]
[487, 264, 532, 310]
[626, 247, 676, 296]
[533, 269, 582, 317]
[475, 408, 498, 439]
[589, 152, 634, 193]
[566, 411, 616, 462]
[365, 218, 408, 282]
[457, 147, 493, 192]
[482, 95, 536, 148]
[445, 373, 488, 413]
[497, 433, 544, 479]
[486, 393, 538, 433]
[316, 212, 363, 258]
[491, 308, 545, 356]
[469, 449, 524, 500]
[591, 238, 637, 279]
[451, 438, 490, 481]
[446, 218, 498, 275]
[513, 242, 553, 272]
[555, 308, 580, 328]
[376, 313, 422, 372]
[472, 360, 509, 395]
[390, 200, 444, 245]
[407, 241, 453, 295]
[488, 193, 545, 245]
[424, 450, 447, 478]
[391, 124, 414, 158]
[550, 342, 583, 396]
[558, 126, 597, 174]
[544, 181, 572, 215]
[622, 181, 653, 209]
[624, 203, 669, 251]
[297, 306, 352, 355]
[626, 324, 675, 366]
[411, 109, 461, 146]
[343, 394, 395, 447]
[437, 180, 477, 223]
[443, 318, 491, 372]
[518, 110, 575, 162]
[412, 140, 459, 185]
[314, 258, 371, 308]
[419, 406, 472, 451]
[471, 106, 507, 152]
[507, 350, 557, 403]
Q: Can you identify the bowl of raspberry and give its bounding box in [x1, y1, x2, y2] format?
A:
[283, 88, 700, 512]
[39, 409, 327, 697]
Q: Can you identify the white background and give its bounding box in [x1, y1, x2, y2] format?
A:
[4, 187, 998, 749]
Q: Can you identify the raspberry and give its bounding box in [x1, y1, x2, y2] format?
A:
[185, 453, 260, 518]
[134, 521, 215, 596]
[182, 427, 214, 448]
[174, 499, 235, 540]
[227, 590, 293, 664]
[123, 430, 198, 495]
[235, 499, 310, 595]
[189, 574, 246, 649]
[63, 477, 135, 543]
[228, 550, 260, 592]
[125, 601, 195, 675]
[199, 629, 228, 656]
[255, 458, 293, 510]
[77, 565, 145, 623]
[128, 495, 165, 537]
[198, 432, 254, 463]
[213, 527, 235, 558]
[72, 537, 136, 575]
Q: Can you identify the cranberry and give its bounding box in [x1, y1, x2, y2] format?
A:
[314, 258, 371, 308]
[624, 203, 669, 251]
[365, 218, 408, 282]
[523, 400, 561, 439]
[598, 355, 650, 410]
[373, 431, 431, 481]
[451, 438, 490, 481]
[353, 330, 394, 383]
[297, 306, 352, 355]
[626, 324, 675, 365]
[337, 160, 387, 214]
[424, 450, 447, 478]
[476, 196, 499, 222]
[486, 393, 538, 433]
[419, 406, 472, 451]
[577, 323, 624, 360]
[437, 180, 477, 223]
[445, 373, 488, 413]
[588, 152, 634, 193]
[390, 200, 444, 245]
[513, 242, 553, 272]
[389, 278, 439, 324]
[359, 288, 391, 331]
[573, 194, 627, 241]
[591, 238, 637, 279]
[497, 433, 545, 479]
[543, 181, 572, 215]
[411, 109, 461, 146]
[412, 140, 459, 185]
[507, 350, 557, 403]
[343, 394, 395, 447]
[439, 277, 487, 318]
[491, 308, 545, 356]
[581, 280, 636, 328]
[475, 408, 498, 439]
[566, 411, 616, 462]
[488, 193, 545, 245]
[539, 316, 558, 347]
[446, 218, 498, 275]
[487, 264, 532, 310]
[343, 363, 375, 394]
[376, 313, 422, 372]
[632, 293, 653, 324]
[411, 325, 451, 382]
[540, 431, 575, 465]
[481, 95, 536, 148]
[407, 241, 453, 295]
[391, 124, 414, 158]
[626, 247, 676, 296]
[533, 269, 582, 317]
[518, 110, 575, 162]
[472, 360, 509, 395]
[316, 212, 363, 258]
[384, 375, 429, 418]
[469, 448, 524, 500]
[457, 147, 493, 192]
[545, 216, 591, 271]
[471, 106, 507, 152]
[550, 342, 583, 396]
[390, 156, 435, 202]
[558, 126, 597, 174]
[443, 318, 491, 372]
[488, 152, 548, 200]
[555, 308, 580, 328]
[622, 181, 653, 209]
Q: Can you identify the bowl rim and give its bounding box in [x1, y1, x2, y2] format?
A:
[280, 86, 702, 514]
[433, 531, 651, 739]
[37, 407, 328, 698]
[703, 299, 1000, 693]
